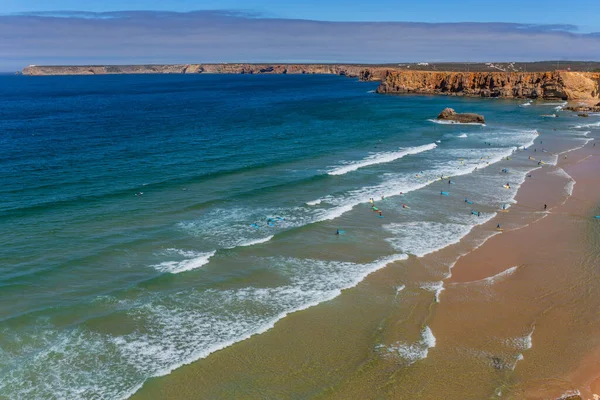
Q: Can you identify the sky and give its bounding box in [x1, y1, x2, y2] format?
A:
[2, 0, 600, 71]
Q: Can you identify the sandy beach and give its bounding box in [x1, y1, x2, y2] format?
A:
[129, 132, 600, 399]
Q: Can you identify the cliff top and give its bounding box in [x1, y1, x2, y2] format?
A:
[20, 61, 600, 75]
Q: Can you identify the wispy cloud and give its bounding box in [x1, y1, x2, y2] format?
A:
[2, 11, 600, 70]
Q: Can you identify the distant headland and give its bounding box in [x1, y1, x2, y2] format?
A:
[21, 62, 600, 101]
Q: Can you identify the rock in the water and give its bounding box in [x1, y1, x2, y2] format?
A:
[565, 105, 600, 112]
[578, 113, 589, 117]
[437, 108, 485, 124]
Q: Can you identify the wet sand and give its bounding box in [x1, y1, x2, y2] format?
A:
[132, 143, 600, 400]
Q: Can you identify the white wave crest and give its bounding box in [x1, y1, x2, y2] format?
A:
[461, 265, 518, 286]
[327, 143, 437, 176]
[237, 235, 274, 247]
[574, 121, 600, 129]
[153, 249, 216, 274]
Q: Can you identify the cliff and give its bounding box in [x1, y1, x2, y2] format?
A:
[21, 64, 600, 101]
[376, 71, 600, 100]
[21, 64, 393, 81]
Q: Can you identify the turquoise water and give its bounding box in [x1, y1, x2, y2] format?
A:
[0, 74, 596, 399]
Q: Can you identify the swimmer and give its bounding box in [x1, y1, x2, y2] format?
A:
[544, 204, 547, 210]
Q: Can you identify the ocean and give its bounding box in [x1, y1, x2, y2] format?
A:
[0, 74, 596, 399]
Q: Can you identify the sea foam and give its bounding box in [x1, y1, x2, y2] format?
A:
[427, 119, 485, 126]
[387, 326, 436, 365]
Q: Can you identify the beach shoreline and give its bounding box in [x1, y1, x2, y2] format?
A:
[130, 123, 600, 398]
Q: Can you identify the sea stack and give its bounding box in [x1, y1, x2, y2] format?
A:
[437, 108, 485, 124]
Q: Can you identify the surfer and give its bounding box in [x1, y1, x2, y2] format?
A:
[544, 204, 547, 210]
[336, 229, 340, 235]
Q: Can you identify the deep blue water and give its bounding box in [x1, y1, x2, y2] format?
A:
[0, 74, 594, 399]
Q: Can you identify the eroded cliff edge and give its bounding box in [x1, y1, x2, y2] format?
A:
[376, 71, 600, 100]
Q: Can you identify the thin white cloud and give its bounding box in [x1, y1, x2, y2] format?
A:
[2, 11, 600, 70]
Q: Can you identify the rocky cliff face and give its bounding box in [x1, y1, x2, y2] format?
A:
[21, 64, 392, 81]
[376, 71, 600, 100]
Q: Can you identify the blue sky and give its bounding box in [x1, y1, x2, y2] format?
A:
[2, 1, 600, 71]
[3, 0, 600, 31]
